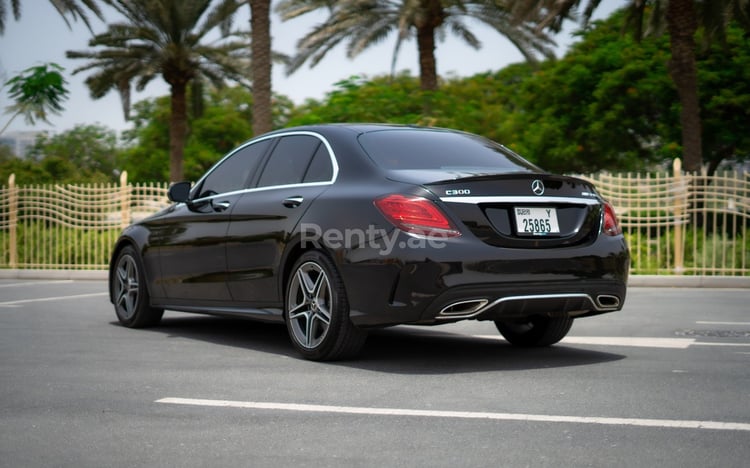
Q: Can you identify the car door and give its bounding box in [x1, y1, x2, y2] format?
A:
[225, 133, 336, 305]
[150, 138, 273, 303]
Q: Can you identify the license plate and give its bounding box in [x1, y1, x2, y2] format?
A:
[514, 207, 560, 235]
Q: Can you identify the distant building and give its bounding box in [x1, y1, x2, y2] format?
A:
[0, 131, 44, 158]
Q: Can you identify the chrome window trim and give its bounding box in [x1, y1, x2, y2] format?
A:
[190, 131, 339, 204]
[440, 196, 600, 206]
[189, 180, 336, 204]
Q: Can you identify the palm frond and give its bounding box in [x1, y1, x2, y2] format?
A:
[67, 0, 259, 120]
[0, 0, 21, 34]
[50, 0, 105, 32]
[282, 0, 558, 81]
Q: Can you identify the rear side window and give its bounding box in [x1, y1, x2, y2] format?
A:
[258, 135, 331, 187]
[358, 129, 539, 173]
[303, 144, 334, 183]
[198, 138, 272, 198]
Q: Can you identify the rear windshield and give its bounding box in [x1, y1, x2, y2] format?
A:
[357, 129, 540, 173]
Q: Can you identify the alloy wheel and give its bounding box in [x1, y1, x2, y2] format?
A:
[114, 254, 139, 321]
[287, 261, 332, 349]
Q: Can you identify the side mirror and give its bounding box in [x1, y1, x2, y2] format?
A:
[168, 181, 192, 203]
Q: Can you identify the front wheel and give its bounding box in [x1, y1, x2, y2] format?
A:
[495, 316, 573, 347]
[285, 251, 367, 361]
[111, 246, 163, 328]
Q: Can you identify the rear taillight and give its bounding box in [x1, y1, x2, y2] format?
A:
[603, 202, 622, 236]
[374, 194, 461, 238]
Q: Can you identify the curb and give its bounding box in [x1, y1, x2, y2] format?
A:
[1, 270, 748, 288]
[0, 269, 108, 280]
[627, 275, 750, 289]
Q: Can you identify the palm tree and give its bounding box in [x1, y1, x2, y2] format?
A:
[513, 0, 750, 173]
[67, 0, 252, 182]
[0, 0, 103, 34]
[276, 0, 556, 91]
[248, 0, 273, 136]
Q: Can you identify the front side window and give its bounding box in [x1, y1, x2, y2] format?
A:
[197, 138, 272, 198]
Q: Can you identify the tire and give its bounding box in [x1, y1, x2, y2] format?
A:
[495, 316, 573, 347]
[285, 250, 367, 361]
[111, 245, 164, 328]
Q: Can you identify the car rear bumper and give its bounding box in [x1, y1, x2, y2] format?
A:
[339, 231, 629, 327]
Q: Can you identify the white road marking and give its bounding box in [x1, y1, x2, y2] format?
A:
[475, 335, 696, 349]
[0, 292, 108, 306]
[0, 280, 73, 288]
[156, 397, 750, 432]
[692, 342, 750, 347]
[562, 336, 695, 349]
[696, 321, 750, 326]
[476, 335, 750, 349]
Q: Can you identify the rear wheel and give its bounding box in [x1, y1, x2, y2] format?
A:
[111, 246, 163, 328]
[495, 316, 573, 347]
[285, 251, 367, 361]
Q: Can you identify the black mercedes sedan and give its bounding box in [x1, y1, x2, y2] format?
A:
[109, 124, 629, 360]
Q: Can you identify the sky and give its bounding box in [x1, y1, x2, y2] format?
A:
[0, 1, 618, 135]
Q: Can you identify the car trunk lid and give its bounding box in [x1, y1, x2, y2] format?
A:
[420, 173, 603, 248]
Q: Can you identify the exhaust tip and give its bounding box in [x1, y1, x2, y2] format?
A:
[596, 295, 620, 309]
[439, 299, 489, 318]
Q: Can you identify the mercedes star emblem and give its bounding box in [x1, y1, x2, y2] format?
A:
[531, 179, 545, 196]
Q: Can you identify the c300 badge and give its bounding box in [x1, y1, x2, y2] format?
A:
[445, 189, 471, 195]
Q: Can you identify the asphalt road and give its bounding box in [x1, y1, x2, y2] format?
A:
[1, 280, 749, 468]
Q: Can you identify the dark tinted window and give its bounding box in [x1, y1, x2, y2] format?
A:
[257, 135, 320, 187]
[358, 129, 539, 172]
[198, 138, 272, 198]
[303, 144, 334, 183]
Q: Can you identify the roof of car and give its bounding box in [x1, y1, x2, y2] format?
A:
[260, 123, 461, 138]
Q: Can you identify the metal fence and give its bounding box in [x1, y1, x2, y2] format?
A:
[0, 172, 168, 269]
[580, 160, 749, 275]
[1, 160, 749, 275]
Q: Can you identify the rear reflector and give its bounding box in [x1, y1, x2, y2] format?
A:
[374, 194, 461, 238]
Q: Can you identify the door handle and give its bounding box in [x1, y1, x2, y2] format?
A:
[213, 200, 231, 212]
[283, 196, 304, 208]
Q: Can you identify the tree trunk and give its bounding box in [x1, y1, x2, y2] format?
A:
[666, 0, 702, 173]
[416, 25, 438, 91]
[415, 0, 444, 92]
[169, 81, 188, 182]
[250, 0, 273, 136]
